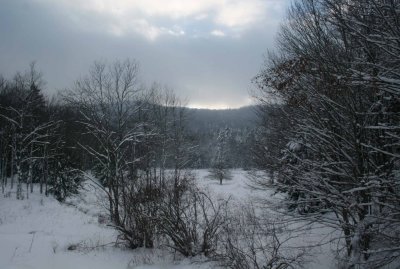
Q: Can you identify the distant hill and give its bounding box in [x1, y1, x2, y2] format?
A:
[182, 105, 260, 168]
[185, 105, 258, 133]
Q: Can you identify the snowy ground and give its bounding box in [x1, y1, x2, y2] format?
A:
[0, 170, 338, 269]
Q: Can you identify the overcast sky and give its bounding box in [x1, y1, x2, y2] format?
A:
[0, 0, 289, 109]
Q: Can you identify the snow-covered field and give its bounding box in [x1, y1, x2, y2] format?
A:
[0, 170, 337, 269]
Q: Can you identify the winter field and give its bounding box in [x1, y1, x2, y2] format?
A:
[0, 170, 338, 269]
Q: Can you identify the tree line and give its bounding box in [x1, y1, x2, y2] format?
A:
[254, 0, 400, 267]
[0, 60, 259, 201]
[0, 63, 82, 200]
[0, 60, 304, 268]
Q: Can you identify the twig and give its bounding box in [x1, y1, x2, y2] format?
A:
[10, 247, 18, 261]
[29, 231, 36, 253]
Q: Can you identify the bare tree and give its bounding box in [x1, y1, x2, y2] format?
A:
[254, 0, 400, 267]
[209, 128, 232, 185]
[218, 204, 307, 269]
[0, 63, 55, 199]
[157, 176, 230, 257]
[65, 59, 144, 224]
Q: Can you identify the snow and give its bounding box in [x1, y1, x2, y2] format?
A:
[0, 185, 128, 269]
[0, 170, 338, 269]
[194, 169, 261, 200]
[0, 182, 213, 269]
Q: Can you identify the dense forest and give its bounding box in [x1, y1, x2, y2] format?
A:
[253, 0, 400, 267]
[186, 106, 258, 168]
[0, 70, 259, 196]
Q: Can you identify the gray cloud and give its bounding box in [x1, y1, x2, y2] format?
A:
[0, 0, 289, 108]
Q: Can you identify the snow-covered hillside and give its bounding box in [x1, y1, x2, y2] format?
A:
[0, 170, 336, 269]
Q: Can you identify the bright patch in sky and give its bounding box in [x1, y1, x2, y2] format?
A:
[211, 30, 226, 37]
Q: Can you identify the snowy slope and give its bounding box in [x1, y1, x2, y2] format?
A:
[0, 187, 131, 269]
[0, 181, 214, 269]
[195, 169, 339, 269]
[0, 170, 337, 269]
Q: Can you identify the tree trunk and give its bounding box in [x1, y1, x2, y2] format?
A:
[0, 139, 3, 193]
[11, 142, 14, 189]
[16, 163, 22, 200]
[45, 158, 48, 196]
[29, 145, 33, 194]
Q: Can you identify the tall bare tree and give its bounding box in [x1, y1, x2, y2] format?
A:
[255, 0, 400, 267]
